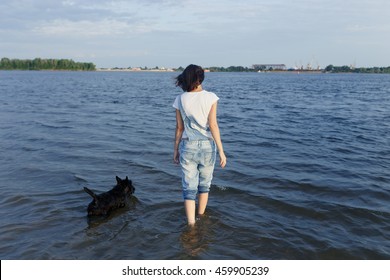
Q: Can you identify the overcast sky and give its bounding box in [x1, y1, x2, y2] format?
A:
[1, 0, 389, 68]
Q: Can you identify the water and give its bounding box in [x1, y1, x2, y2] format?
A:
[0, 71, 389, 259]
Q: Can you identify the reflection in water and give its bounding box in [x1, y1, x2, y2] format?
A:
[86, 195, 139, 229]
[180, 214, 215, 258]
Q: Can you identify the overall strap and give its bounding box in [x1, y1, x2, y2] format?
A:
[178, 95, 209, 132]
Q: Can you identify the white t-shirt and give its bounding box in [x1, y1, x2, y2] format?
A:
[173, 90, 219, 139]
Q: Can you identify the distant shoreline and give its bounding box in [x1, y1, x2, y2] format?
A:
[1, 56, 390, 74]
[94, 69, 390, 75]
[96, 68, 175, 72]
[2, 69, 389, 74]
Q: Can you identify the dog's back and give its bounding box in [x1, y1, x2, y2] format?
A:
[84, 176, 135, 216]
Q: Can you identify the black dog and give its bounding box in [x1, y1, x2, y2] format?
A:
[84, 176, 135, 216]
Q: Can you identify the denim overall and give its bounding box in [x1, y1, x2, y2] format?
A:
[178, 96, 216, 200]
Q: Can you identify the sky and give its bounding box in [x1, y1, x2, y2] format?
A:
[1, 0, 389, 68]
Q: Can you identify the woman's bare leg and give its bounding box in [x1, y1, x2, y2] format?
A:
[197, 193, 209, 215]
[184, 200, 196, 225]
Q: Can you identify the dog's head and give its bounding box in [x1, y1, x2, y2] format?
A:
[115, 175, 135, 195]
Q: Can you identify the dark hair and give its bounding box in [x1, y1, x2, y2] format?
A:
[175, 64, 205, 92]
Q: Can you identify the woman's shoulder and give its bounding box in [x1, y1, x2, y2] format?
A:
[202, 90, 219, 102]
[172, 94, 182, 109]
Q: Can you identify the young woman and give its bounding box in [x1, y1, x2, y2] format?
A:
[173, 64, 227, 226]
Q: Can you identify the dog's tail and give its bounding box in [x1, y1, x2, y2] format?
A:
[84, 187, 98, 200]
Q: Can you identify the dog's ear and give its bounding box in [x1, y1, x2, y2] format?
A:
[84, 187, 98, 200]
[116, 176, 122, 184]
[125, 176, 132, 185]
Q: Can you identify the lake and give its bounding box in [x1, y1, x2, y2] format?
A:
[0, 70, 389, 259]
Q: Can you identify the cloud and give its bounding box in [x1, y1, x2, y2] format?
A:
[33, 18, 152, 37]
[345, 24, 390, 33]
[1, 0, 190, 37]
[1, 0, 390, 67]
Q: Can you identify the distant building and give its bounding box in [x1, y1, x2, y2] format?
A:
[252, 64, 286, 71]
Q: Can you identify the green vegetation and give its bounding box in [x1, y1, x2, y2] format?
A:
[324, 65, 390, 74]
[3, 58, 389, 73]
[174, 66, 255, 72]
[205, 65, 390, 73]
[206, 66, 256, 72]
[207, 65, 390, 73]
[0, 58, 96, 71]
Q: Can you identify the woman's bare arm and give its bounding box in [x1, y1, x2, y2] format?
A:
[208, 102, 227, 168]
[174, 109, 184, 164]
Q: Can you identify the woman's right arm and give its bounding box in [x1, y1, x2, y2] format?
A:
[174, 109, 184, 164]
[208, 102, 227, 168]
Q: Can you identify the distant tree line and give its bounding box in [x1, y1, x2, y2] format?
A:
[175, 66, 256, 72]
[324, 65, 390, 74]
[0, 58, 96, 71]
[206, 66, 256, 72]
[206, 65, 390, 73]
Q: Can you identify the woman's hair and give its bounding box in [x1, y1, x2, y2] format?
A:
[175, 64, 205, 92]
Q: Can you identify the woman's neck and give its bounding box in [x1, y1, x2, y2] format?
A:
[190, 85, 203, 92]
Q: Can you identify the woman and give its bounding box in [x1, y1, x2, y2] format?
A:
[173, 64, 227, 226]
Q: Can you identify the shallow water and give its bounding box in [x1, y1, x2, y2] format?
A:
[0, 71, 389, 259]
